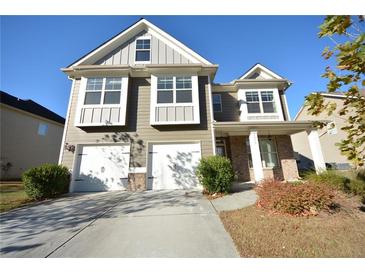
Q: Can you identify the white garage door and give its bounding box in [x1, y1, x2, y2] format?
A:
[72, 144, 130, 192]
[147, 143, 202, 190]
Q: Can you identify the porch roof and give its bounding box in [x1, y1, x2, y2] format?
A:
[213, 121, 322, 136]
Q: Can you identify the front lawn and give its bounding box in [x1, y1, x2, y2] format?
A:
[0, 182, 33, 212]
[220, 193, 365, 257]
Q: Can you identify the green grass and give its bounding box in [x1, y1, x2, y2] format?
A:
[0, 182, 33, 212]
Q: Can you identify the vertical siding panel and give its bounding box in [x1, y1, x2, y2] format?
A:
[158, 40, 166, 64]
[166, 47, 173, 64]
[151, 36, 158, 64]
[128, 40, 135, 65]
[120, 43, 129, 64]
[173, 50, 180, 64]
[112, 49, 121, 65]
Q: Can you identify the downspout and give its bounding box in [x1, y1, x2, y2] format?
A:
[207, 75, 216, 155]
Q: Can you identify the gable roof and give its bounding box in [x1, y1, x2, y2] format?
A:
[238, 63, 284, 80]
[0, 91, 65, 125]
[67, 18, 213, 67]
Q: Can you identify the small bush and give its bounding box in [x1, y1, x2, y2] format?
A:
[305, 170, 365, 197]
[256, 179, 335, 216]
[356, 168, 365, 182]
[22, 164, 70, 200]
[196, 156, 234, 194]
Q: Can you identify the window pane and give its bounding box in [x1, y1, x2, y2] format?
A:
[136, 51, 150, 62]
[176, 77, 192, 89]
[104, 91, 121, 104]
[247, 102, 260, 113]
[157, 77, 173, 89]
[86, 78, 103, 91]
[246, 91, 259, 102]
[259, 139, 275, 153]
[216, 146, 226, 156]
[157, 90, 173, 103]
[38, 123, 48, 136]
[263, 102, 276, 113]
[176, 90, 192, 103]
[213, 103, 222, 112]
[262, 153, 278, 167]
[261, 91, 273, 102]
[213, 94, 221, 103]
[105, 78, 122, 90]
[84, 92, 101, 104]
[136, 39, 150, 49]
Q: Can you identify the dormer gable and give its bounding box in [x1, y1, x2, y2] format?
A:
[239, 63, 284, 80]
[67, 18, 212, 68]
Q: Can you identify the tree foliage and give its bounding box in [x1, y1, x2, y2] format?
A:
[305, 16, 365, 167]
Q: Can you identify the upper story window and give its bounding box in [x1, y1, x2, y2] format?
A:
[84, 77, 122, 105]
[135, 38, 151, 63]
[75, 76, 129, 127]
[38, 123, 48, 136]
[246, 91, 276, 114]
[157, 76, 192, 104]
[213, 94, 222, 112]
[150, 75, 200, 125]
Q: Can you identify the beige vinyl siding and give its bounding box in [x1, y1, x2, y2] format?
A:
[95, 31, 191, 66]
[0, 104, 64, 180]
[212, 92, 239, 122]
[291, 96, 351, 169]
[61, 76, 213, 170]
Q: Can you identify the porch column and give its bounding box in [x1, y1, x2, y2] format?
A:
[249, 130, 264, 182]
[307, 129, 326, 173]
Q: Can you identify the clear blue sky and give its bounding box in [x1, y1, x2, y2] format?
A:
[1, 16, 333, 118]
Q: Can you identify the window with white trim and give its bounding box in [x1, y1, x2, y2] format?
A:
[213, 94, 222, 112]
[157, 76, 192, 104]
[246, 91, 277, 114]
[135, 38, 151, 62]
[84, 77, 122, 105]
[246, 137, 279, 168]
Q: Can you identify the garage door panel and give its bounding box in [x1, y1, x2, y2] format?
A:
[148, 143, 202, 190]
[72, 145, 130, 192]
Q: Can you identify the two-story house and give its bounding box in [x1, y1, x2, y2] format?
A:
[59, 18, 326, 192]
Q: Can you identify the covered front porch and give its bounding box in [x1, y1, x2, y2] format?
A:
[213, 121, 326, 182]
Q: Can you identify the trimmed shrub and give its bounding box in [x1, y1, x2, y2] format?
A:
[256, 179, 335, 216]
[22, 164, 70, 200]
[196, 156, 234, 194]
[356, 168, 365, 182]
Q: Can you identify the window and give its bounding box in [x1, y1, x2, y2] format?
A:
[215, 139, 226, 156]
[246, 137, 279, 168]
[327, 121, 337, 135]
[157, 76, 193, 104]
[38, 123, 48, 136]
[246, 90, 277, 114]
[213, 94, 222, 112]
[246, 91, 260, 113]
[84, 77, 122, 105]
[135, 38, 151, 62]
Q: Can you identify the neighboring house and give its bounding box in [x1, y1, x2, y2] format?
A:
[59, 18, 326, 192]
[291, 91, 360, 171]
[0, 91, 65, 180]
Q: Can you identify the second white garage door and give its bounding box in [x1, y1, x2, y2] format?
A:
[147, 142, 202, 190]
[71, 144, 130, 192]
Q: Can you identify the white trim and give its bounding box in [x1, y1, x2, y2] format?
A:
[150, 74, 200, 125]
[293, 105, 304, 121]
[282, 93, 291, 121]
[134, 36, 151, 64]
[58, 79, 75, 164]
[307, 129, 326, 174]
[212, 93, 222, 113]
[69, 19, 212, 67]
[75, 76, 129, 126]
[249, 130, 264, 182]
[207, 75, 216, 155]
[240, 64, 283, 80]
[238, 88, 284, 122]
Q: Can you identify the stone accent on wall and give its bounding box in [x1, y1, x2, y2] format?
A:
[228, 136, 250, 181]
[276, 135, 299, 181]
[128, 173, 146, 191]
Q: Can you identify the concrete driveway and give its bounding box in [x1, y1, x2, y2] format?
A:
[0, 190, 239, 257]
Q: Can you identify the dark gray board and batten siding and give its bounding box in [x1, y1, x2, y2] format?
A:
[61, 76, 213, 170]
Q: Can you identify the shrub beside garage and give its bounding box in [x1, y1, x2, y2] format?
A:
[196, 155, 234, 194]
[22, 164, 70, 200]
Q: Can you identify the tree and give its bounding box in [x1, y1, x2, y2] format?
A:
[305, 15, 365, 167]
